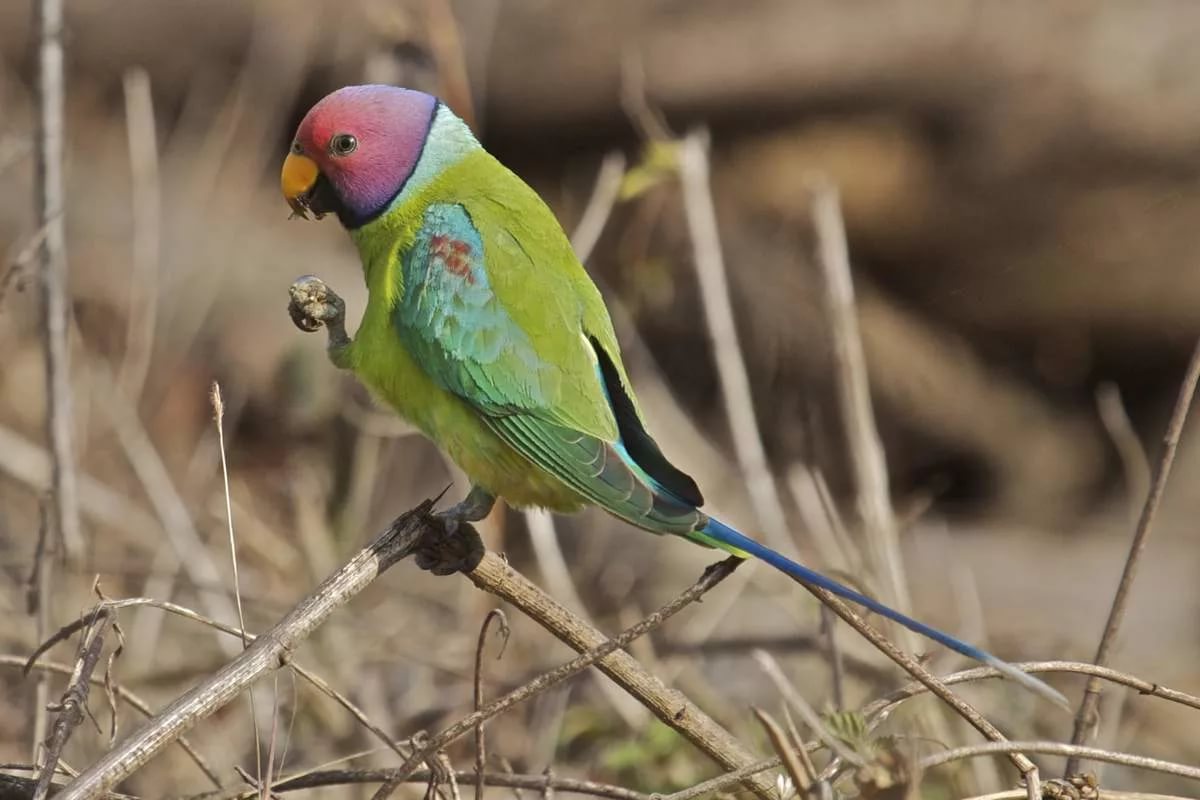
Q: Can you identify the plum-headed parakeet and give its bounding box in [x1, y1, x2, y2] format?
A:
[280, 85, 1062, 705]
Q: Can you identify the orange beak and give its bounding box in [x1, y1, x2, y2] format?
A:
[281, 152, 320, 218]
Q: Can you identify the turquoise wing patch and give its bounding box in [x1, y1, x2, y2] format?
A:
[397, 203, 557, 414]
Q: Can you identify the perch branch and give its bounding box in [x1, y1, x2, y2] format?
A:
[371, 556, 778, 800]
[1066, 337, 1200, 774]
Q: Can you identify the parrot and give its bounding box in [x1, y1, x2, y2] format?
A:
[280, 84, 1064, 707]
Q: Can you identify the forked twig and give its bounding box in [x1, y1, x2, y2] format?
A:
[32, 609, 114, 800]
[1066, 339, 1200, 774]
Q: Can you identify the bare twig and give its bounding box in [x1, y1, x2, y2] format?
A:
[32, 609, 114, 800]
[678, 128, 791, 551]
[474, 610, 510, 800]
[34, 0, 83, 563]
[49, 502, 434, 800]
[370, 556, 775, 800]
[922, 741, 1200, 783]
[1066, 339, 1200, 774]
[808, 177, 910, 622]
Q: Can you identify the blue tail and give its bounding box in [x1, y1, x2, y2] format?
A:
[698, 516, 1068, 708]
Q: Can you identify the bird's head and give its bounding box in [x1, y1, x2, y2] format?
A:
[281, 85, 438, 229]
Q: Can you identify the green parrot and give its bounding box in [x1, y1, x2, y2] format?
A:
[281, 85, 1063, 706]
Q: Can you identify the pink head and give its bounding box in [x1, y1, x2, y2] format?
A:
[281, 85, 438, 228]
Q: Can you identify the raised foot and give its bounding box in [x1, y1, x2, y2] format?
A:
[288, 275, 345, 333]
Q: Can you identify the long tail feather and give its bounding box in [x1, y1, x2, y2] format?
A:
[698, 516, 1068, 709]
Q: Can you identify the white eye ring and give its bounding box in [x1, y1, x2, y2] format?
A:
[329, 133, 358, 157]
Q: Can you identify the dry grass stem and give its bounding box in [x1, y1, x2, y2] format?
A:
[1066, 337, 1200, 774]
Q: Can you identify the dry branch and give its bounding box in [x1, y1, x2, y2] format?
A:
[369, 555, 778, 800]
[1066, 338, 1200, 773]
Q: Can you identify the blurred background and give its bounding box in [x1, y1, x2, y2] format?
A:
[2, 1, 1200, 797]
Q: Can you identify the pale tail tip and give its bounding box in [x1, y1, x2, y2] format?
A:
[984, 655, 1071, 711]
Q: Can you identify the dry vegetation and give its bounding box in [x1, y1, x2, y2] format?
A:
[3, 1, 1200, 798]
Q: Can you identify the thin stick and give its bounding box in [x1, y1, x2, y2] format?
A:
[922, 741, 1200, 783]
[1066, 338, 1200, 774]
[48, 502, 434, 800]
[474, 610, 510, 800]
[370, 557, 773, 800]
[678, 128, 791, 550]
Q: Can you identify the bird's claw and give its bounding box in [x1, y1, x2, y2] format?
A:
[288, 275, 345, 333]
[415, 511, 485, 575]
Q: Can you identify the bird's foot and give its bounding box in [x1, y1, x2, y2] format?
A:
[415, 512, 485, 575]
[288, 275, 351, 366]
[415, 488, 493, 575]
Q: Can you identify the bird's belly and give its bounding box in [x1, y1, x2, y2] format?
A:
[348, 328, 584, 512]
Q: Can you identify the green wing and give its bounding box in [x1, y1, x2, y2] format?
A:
[393, 189, 701, 534]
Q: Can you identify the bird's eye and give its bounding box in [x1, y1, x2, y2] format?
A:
[290, 140, 303, 155]
[329, 133, 358, 157]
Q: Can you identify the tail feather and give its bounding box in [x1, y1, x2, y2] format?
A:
[698, 516, 1068, 709]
